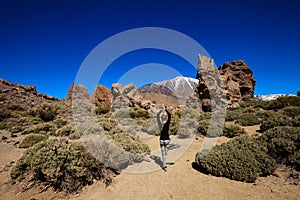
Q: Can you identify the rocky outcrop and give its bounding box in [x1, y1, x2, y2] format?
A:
[194, 55, 255, 111]
[194, 55, 226, 112]
[112, 83, 152, 110]
[92, 85, 112, 108]
[66, 83, 90, 101]
[0, 78, 58, 101]
[218, 60, 256, 103]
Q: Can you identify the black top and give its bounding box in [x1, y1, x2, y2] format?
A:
[157, 109, 171, 140]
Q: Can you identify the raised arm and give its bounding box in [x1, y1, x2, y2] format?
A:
[165, 108, 171, 124]
[157, 109, 163, 129]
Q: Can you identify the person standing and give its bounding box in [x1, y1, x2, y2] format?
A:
[157, 105, 180, 172]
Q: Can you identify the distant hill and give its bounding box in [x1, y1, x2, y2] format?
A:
[254, 94, 296, 101]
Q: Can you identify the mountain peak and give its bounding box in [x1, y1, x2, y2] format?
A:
[139, 76, 198, 100]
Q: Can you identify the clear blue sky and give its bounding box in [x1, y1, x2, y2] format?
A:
[0, 0, 299, 99]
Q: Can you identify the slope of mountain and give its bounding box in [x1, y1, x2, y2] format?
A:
[254, 94, 296, 101]
[139, 76, 198, 100]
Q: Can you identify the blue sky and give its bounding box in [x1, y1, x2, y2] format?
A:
[0, 0, 299, 99]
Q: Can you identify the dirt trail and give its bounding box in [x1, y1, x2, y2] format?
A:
[71, 136, 299, 200]
[0, 134, 299, 200]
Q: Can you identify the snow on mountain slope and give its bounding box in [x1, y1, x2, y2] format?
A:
[254, 94, 295, 101]
[139, 76, 198, 99]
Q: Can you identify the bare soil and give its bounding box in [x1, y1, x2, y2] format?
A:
[0, 131, 299, 200]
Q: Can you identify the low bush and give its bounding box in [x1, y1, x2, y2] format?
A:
[36, 103, 58, 122]
[178, 127, 193, 138]
[236, 113, 260, 126]
[260, 117, 291, 132]
[222, 124, 246, 138]
[239, 100, 268, 109]
[282, 106, 300, 118]
[95, 106, 111, 115]
[21, 122, 57, 135]
[225, 109, 241, 122]
[55, 123, 77, 137]
[0, 108, 11, 121]
[11, 139, 115, 194]
[0, 117, 43, 133]
[197, 120, 210, 136]
[129, 107, 150, 119]
[19, 134, 48, 148]
[195, 136, 277, 182]
[109, 133, 151, 155]
[195, 126, 300, 182]
[82, 134, 140, 169]
[259, 126, 300, 170]
[266, 96, 300, 110]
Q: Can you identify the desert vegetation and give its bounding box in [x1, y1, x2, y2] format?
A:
[194, 96, 300, 182]
[1, 82, 299, 196]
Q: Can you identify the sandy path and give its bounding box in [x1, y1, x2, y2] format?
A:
[72, 137, 300, 200]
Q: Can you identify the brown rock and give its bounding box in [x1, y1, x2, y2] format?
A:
[111, 83, 151, 110]
[195, 55, 226, 112]
[194, 55, 256, 111]
[219, 60, 256, 102]
[92, 85, 112, 108]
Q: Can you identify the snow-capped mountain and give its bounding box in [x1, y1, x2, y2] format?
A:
[254, 94, 296, 101]
[139, 76, 198, 99]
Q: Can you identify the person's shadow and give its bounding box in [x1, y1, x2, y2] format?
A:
[150, 155, 163, 168]
[149, 155, 174, 168]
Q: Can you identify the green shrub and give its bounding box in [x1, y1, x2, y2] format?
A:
[0, 108, 11, 121]
[95, 106, 111, 115]
[141, 119, 159, 135]
[21, 122, 57, 135]
[282, 106, 300, 118]
[170, 115, 180, 135]
[199, 112, 212, 121]
[36, 103, 58, 122]
[240, 100, 268, 109]
[129, 107, 149, 119]
[81, 134, 140, 169]
[197, 120, 210, 136]
[55, 123, 77, 136]
[0, 117, 43, 133]
[68, 132, 80, 140]
[222, 124, 246, 138]
[266, 96, 300, 110]
[178, 127, 193, 138]
[109, 133, 151, 155]
[260, 117, 291, 132]
[236, 113, 260, 126]
[197, 120, 224, 138]
[11, 139, 115, 193]
[195, 136, 277, 182]
[256, 110, 277, 122]
[259, 126, 300, 170]
[19, 134, 48, 148]
[225, 109, 241, 121]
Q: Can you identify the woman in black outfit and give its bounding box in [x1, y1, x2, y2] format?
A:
[157, 105, 180, 172]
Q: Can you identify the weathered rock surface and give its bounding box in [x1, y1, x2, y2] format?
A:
[92, 85, 112, 108]
[194, 55, 256, 111]
[218, 60, 256, 103]
[112, 83, 152, 110]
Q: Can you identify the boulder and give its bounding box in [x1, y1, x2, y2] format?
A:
[218, 60, 256, 103]
[92, 85, 112, 108]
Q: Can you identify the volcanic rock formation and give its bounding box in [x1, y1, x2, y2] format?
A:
[194, 55, 256, 111]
